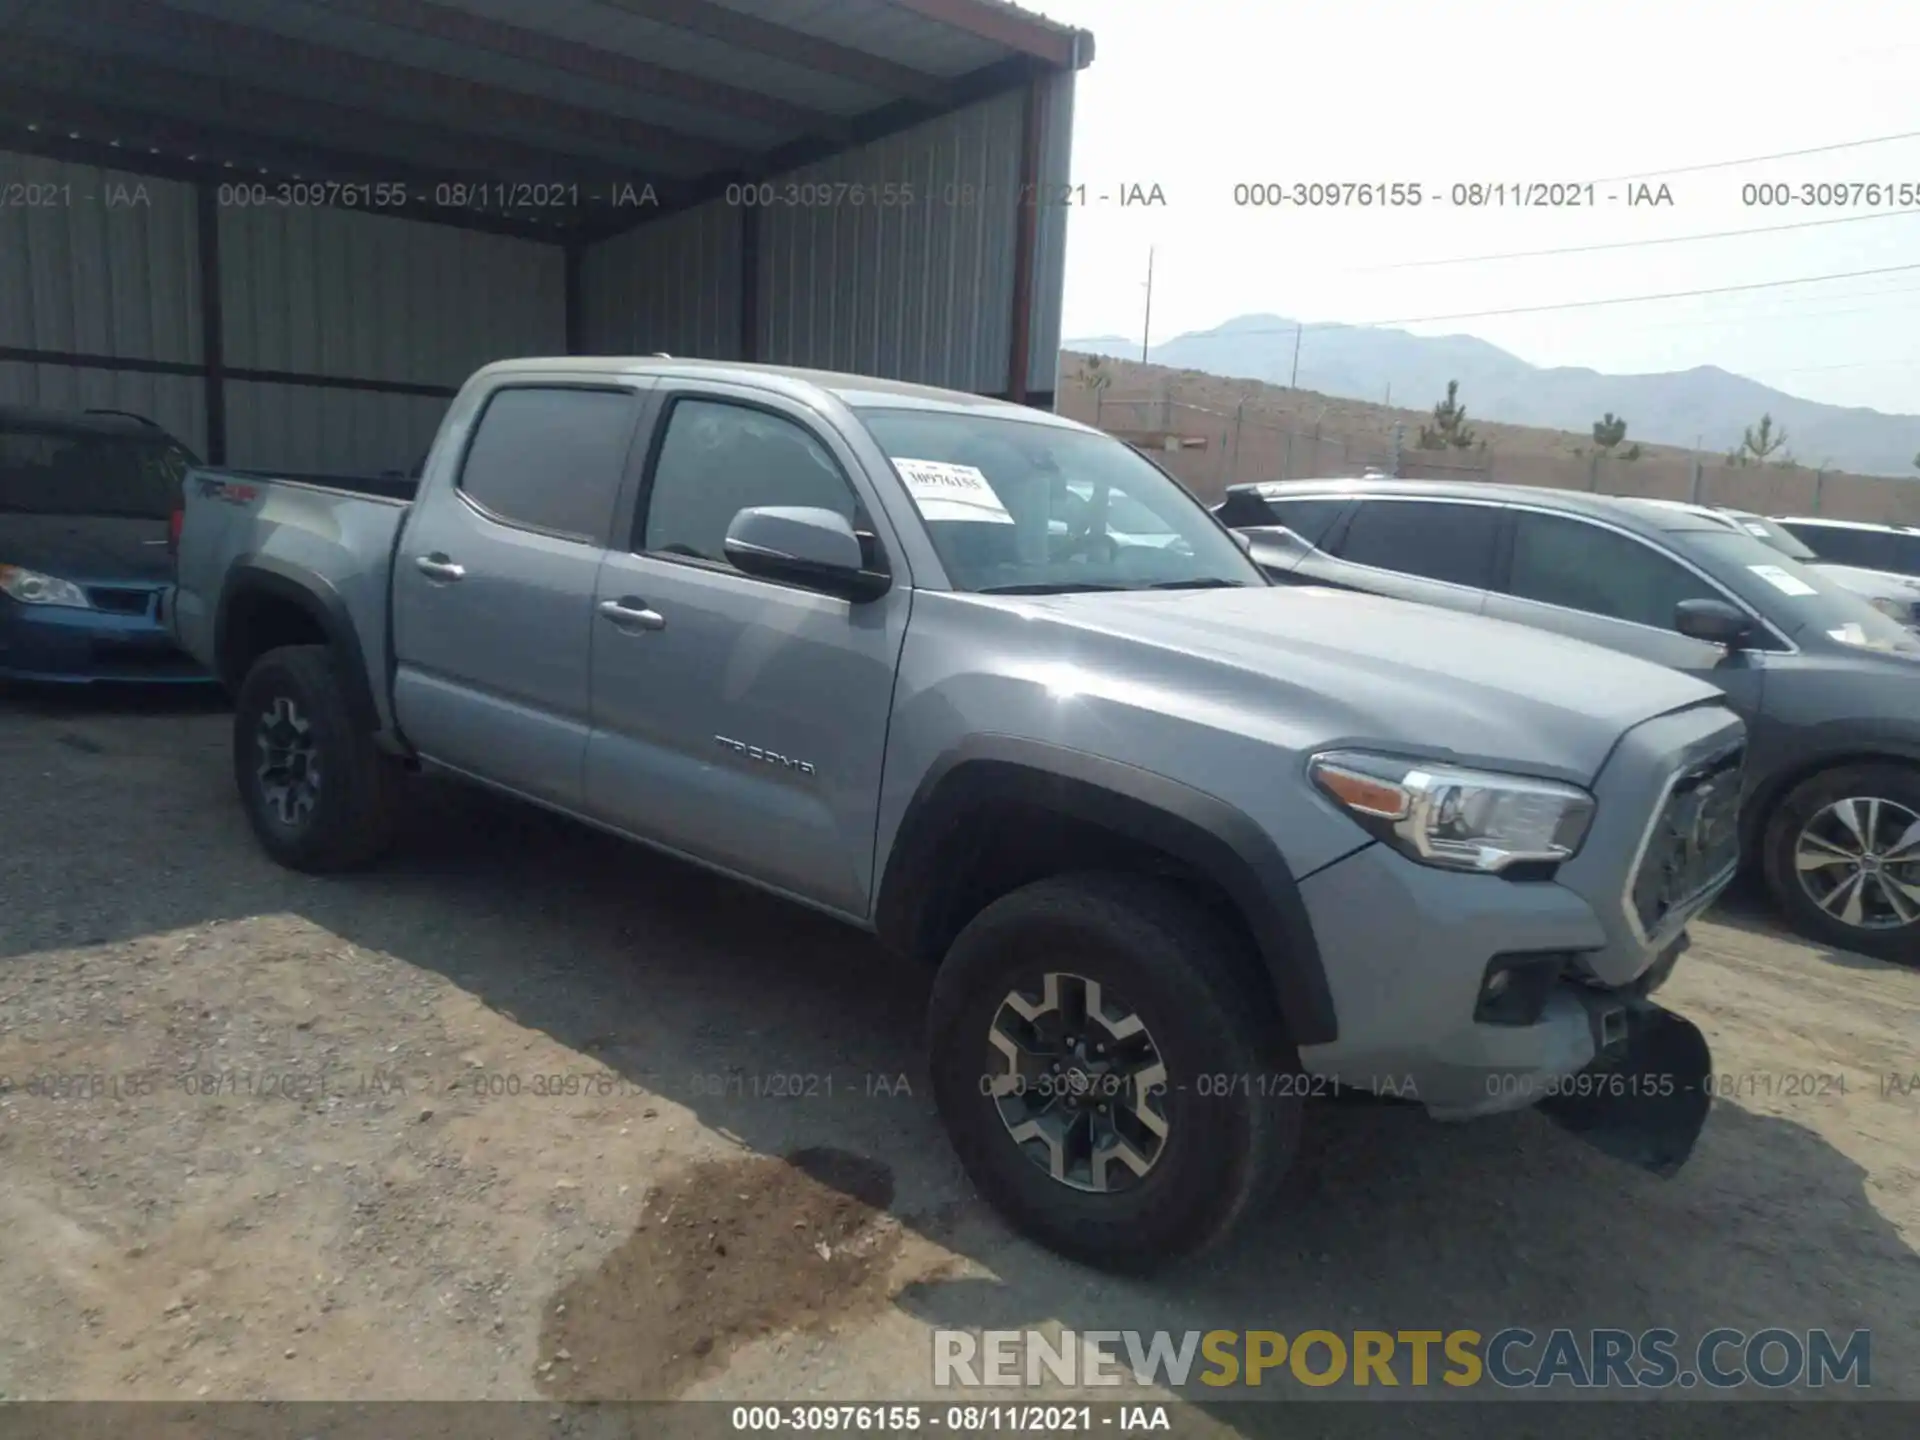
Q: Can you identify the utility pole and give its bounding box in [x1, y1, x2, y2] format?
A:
[1289, 321, 1303, 387]
[1140, 246, 1155, 363]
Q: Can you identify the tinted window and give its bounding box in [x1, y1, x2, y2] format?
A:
[1784, 523, 1892, 570]
[1507, 512, 1717, 630]
[458, 387, 638, 541]
[1261, 497, 1348, 546]
[641, 399, 859, 565]
[1334, 499, 1500, 588]
[1214, 490, 1272, 528]
[1884, 532, 1920, 577]
[0, 427, 191, 520]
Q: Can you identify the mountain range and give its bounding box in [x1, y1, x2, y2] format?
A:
[1063, 315, 1920, 477]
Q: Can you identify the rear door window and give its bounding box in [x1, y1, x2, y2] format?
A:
[456, 387, 640, 543]
[1332, 498, 1501, 588]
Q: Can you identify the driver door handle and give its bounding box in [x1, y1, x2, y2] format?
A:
[598, 597, 666, 632]
[414, 554, 466, 582]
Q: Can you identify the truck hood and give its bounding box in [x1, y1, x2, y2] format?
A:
[999, 584, 1727, 784]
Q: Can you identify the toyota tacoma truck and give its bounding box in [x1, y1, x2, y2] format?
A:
[171, 357, 1744, 1272]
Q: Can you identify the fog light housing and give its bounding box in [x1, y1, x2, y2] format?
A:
[1474, 952, 1575, 1026]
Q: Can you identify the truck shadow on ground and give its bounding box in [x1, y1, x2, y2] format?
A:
[2, 690, 1915, 1429]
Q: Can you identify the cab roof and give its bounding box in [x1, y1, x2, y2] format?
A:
[469, 356, 1089, 431]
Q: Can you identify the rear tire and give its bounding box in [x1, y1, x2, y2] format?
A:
[1760, 763, 1920, 965]
[927, 872, 1301, 1273]
[233, 644, 399, 873]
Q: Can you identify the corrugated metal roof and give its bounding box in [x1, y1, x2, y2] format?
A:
[701, 0, 1011, 78]
[0, 0, 1092, 237]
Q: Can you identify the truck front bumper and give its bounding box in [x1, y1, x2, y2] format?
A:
[1290, 701, 1739, 1177]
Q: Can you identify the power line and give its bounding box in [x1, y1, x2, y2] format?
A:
[1593, 128, 1920, 184]
[1182, 263, 1920, 338]
[1362, 208, 1920, 270]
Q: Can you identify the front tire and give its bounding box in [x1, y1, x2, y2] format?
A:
[232, 644, 399, 873]
[1760, 763, 1920, 964]
[927, 873, 1301, 1272]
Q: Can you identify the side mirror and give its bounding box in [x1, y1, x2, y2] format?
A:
[1231, 530, 1255, 553]
[1674, 597, 1754, 648]
[724, 506, 889, 601]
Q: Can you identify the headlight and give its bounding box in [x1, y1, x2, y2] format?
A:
[1308, 750, 1595, 873]
[0, 565, 92, 608]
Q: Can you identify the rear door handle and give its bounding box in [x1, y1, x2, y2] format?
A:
[598, 597, 666, 631]
[415, 554, 466, 582]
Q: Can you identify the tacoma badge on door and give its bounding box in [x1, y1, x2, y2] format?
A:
[714, 735, 816, 776]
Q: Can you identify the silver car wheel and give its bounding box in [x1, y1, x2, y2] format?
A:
[1794, 795, 1920, 930]
[985, 971, 1170, 1194]
[255, 695, 322, 827]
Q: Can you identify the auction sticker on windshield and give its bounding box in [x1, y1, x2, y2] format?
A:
[892, 458, 1015, 524]
[1749, 563, 1818, 597]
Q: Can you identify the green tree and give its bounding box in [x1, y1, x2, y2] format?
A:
[1738, 413, 1788, 464]
[1418, 379, 1477, 449]
[1911, 450, 1919, 472]
[1591, 412, 1628, 451]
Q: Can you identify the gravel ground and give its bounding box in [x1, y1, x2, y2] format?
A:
[1, 683, 1915, 1425]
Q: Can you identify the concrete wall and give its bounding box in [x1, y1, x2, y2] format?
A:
[1064, 376, 1920, 524]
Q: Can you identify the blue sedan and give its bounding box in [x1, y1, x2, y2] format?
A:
[0, 407, 212, 684]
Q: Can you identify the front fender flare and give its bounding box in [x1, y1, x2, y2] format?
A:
[874, 737, 1339, 1045]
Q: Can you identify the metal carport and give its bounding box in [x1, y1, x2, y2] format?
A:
[0, 0, 1092, 472]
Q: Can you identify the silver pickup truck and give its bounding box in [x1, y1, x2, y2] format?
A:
[171, 357, 1744, 1272]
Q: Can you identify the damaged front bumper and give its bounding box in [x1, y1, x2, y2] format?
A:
[1536, 995, 1713, 1178]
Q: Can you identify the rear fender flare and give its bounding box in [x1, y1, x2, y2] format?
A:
[215, 557, 381, 739]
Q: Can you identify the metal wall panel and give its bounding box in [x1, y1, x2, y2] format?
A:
[580, 203, 743, 358]
[1025, 68, 1075, 399]
[576, 84, 1058, 397]
[0, 362, 207, 455]
[224, 380, 450, 475]
[0, 150, 201, 363]
[218, 205, 565, 385]
[755, 87, 1025, 393]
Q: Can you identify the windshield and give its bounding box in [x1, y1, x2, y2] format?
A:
[0, 427, 194, 520]
[855, 408, 1264, 593]
[1683, 530, 1920, 654]
[1722, 512, 1818, 562]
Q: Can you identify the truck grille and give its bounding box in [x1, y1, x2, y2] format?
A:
[1627, 742, 1745, 942]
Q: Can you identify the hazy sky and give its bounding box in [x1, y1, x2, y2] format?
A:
[1035, 0, 1920, 413]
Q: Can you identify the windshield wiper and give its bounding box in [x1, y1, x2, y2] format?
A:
[1145, 577, 1251, 589]
[975, 581, 1130, 595]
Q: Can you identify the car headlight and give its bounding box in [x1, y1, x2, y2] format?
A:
[1308, 749, 1595, 873]
[0, 565, 92, 608]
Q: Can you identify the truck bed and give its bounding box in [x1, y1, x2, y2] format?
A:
[169, 465, 412, 708]
[211, 467, 418, 503]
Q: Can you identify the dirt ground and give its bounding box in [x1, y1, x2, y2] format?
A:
[1, 684, 1916, 1426]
